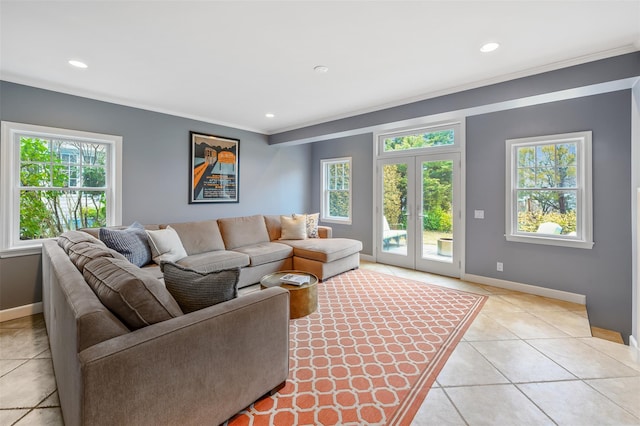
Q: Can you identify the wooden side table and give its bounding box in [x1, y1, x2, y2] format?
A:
[260, 270, 319, 319]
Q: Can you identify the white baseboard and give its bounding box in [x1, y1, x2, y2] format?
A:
[359, 253, 375, 262]
[463, 273, 587, 305]
[0, 302, 43, 323]
[630, 335, 639, 353]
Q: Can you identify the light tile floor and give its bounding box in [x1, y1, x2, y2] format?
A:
[1, 261, 638, 425]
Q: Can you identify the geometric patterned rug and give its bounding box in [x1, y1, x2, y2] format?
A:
[228, 269, 487, 425]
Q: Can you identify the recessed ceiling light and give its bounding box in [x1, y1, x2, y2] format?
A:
[313, 65, 329, 73]
[68, 60, 88, 69]
[265, 113, 275, 118]
[480, 42, 500, 53]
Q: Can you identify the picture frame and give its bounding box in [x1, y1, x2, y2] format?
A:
[189, 131, 239, 203]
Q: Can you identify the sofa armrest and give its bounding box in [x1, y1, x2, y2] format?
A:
[318, 225, 332, 238]
[78, 287, 290, 426]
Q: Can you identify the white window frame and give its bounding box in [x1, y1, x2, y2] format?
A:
[1, 121, 122, 256]
[505, 131, 593, 249]
[377, 121, 460, 157]
[321, 157, 352, 224]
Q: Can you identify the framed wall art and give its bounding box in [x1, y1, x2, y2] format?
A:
[189, 131, 239, 203]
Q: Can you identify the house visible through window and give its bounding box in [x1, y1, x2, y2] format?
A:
[321, 157, 352, 224]
[1, 121, 122, 253]
[505, 131, 593, 249]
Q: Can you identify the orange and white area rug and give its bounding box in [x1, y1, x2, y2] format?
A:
[229, 269, 487, 426]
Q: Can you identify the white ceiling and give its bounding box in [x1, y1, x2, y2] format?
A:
[1, 1, 639, 135]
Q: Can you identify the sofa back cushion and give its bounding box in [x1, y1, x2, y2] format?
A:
[83, 257, 183, 330]
[68, 241, 128, 272]
[161, 220, 225, 255]
[58, 230, 106, 253]
[217, 215, 270, 249]
[264, 215, 282, 241]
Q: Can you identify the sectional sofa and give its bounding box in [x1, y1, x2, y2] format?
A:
[41, 214, 362, 425]
[81, 214, 363, 286]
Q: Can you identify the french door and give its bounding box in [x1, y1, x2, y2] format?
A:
[376, 152, 461, 277]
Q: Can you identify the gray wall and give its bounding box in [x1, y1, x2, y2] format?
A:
[0, 81, 311, 310]
[310, 133, 374, 255]
[466, 90, 632, 340]
[303, 90, 634, 341]
[631, 81, 640, 343]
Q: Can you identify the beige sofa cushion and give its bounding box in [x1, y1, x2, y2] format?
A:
[58, 230, 106, 253]
[83, 257, 183, 330]
[218, 215, 269, 249]
[68, 241, 127, 272]
[231, 242, 293, 266]
[281, 238, 363, 263]
[177, 250, 250, 270]
[264, 215, 282, 241]
[161, 220, 225, 255]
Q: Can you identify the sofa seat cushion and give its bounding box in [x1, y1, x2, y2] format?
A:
[83, 257, 183, 330]
[161, 220, 225, 255]
[281, 238, 363, 263]
[231, 242, 293, 267]
[218, 215, 270, 249]
[176, 250, 249, 270]
[68, 241, 128, 272]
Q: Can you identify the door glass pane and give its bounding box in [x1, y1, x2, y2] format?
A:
[421, 160, 453, 262]
[382, 163, 408, 254]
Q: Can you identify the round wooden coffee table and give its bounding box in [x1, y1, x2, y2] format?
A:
[260, 270, 319, 319]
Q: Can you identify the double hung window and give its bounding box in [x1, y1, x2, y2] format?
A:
[505, 131, 593, 249]
[321, 157, 352, 224]
[1, 122, 122, 253]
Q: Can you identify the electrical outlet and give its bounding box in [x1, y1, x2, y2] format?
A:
[497, 262, 503, 272]
[474, 210, 485, 219]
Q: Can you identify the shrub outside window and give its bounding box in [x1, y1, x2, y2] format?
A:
[382, 128, 454, 153]
[505, 131, 593, 249]
[321, 157, 351, 224]
[1, 121, 122, 253]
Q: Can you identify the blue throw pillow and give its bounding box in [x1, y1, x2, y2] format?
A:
[99, 222, 152, 267]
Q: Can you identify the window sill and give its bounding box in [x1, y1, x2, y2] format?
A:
[506, 234, 594, 249]
[0, 245, 43, 258]
[321, 217, 352, 225]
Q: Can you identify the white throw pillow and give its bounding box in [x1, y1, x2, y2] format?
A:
[146, 226, 188, 264]
[280, 215, 307, 240]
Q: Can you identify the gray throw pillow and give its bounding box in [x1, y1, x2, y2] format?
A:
[99, 222, 152, 267]
[84, 257, 183, 330]
[161, 262, 240, 313]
